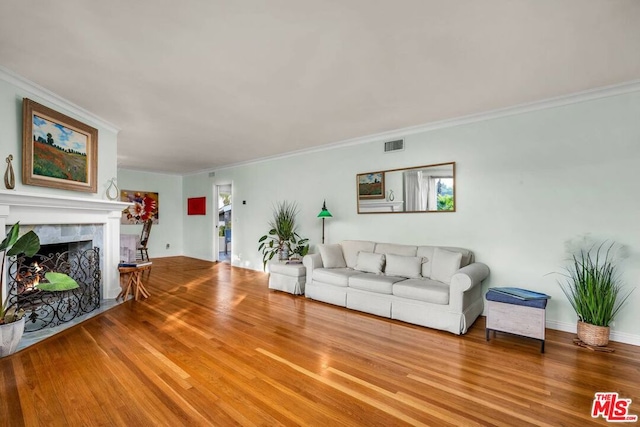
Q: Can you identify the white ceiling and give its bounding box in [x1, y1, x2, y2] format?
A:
[1, 0, 639, 174]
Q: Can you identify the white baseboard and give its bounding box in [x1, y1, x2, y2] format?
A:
[545, 320, 640, 347]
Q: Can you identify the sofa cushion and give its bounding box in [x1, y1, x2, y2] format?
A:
[393, 278, 450, 305]
[355, 252, 385, 274]
[420, 246, 473, 266]
[430, 248, 462, 284]
[312, 268, 360, 287]
[417, 246, 474, 278]
[341, 240, 376, 268]
[384, 254, 423, 279]
[374, 243, 417, 257]
[269, 262, 305, 277]
[349, 273, 403, 294]
[453, 247, 473, 267]
[318, 244, 347, 268]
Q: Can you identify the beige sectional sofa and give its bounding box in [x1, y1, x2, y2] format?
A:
[302, 240, 490, 335]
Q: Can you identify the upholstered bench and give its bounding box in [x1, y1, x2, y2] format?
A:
[268, 261, 306, 295]
[485, 288, 549, 353]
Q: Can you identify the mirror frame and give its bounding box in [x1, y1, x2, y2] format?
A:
[356, 161, 456, 214]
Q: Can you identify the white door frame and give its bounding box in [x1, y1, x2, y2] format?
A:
[213, 184, 221, 261]
[213, 182, 232, 262]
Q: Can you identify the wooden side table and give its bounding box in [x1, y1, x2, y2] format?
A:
[117, 263, 152, 301]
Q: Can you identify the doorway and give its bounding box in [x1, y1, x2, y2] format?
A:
[216, 184, 232, 263]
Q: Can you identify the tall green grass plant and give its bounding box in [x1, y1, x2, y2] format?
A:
[559, 242, 633, 327]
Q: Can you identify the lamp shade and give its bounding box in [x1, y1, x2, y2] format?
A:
[317, 201, 333, 218]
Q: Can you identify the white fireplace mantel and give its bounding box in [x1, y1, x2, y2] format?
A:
[0, 189, 131, 301]
[358, 199, 405, 213]
[0, 189, 130, 215]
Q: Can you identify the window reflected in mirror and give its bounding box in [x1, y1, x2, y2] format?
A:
[357, 162, 455, 214]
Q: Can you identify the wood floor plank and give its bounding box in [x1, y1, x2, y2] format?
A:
[1, 256, 639, 426]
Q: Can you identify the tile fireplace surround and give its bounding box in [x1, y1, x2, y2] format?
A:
[0, 189, 130, 304]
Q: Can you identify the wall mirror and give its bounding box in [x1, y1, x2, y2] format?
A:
[357, 162, 455, 214]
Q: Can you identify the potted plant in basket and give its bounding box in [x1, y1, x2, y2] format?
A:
[258, 201, 309, 270]
[0, 222, 79, 357]
[557, 241, 634, 347]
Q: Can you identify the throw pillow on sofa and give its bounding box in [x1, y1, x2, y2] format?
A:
[430, 248, 463, 283]
[318, 244, 347, 268]
[355, 251, 385, 274]
[384, 254, 423, 278]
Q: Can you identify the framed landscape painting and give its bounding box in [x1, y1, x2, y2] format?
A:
[357, 171, 385, 199]
[22, 98, 98, 193]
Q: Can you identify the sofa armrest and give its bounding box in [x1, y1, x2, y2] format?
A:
[449, 262, 490, 311]
[302, 253, 323, 285]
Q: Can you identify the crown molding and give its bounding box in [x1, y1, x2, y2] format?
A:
[194, 79, 640, 176]
[117, 165, 184, 177]
[0, 66, 120, 134]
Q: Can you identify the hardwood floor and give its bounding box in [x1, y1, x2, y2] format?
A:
[1, 256, 638, 426]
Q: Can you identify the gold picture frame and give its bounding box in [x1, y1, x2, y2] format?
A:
[22, 98, 98, 193]
[357, 171, 385, 199]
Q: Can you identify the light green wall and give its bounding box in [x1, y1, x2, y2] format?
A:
[182, 171, 217, 261]
[189, 90, 640, 343]
[0, 79, 118, 197]
[117, 168, 184, 258]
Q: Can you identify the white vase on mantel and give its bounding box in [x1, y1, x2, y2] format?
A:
[0, 317, 25, 357]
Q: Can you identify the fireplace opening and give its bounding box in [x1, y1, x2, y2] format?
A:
[7, 242, 101, 332]
[17, 241, 91, 294]
[18, 243, 69, 292]
[32, 242, 72, 261]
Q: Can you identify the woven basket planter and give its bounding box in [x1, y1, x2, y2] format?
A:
[577, 321, 610, 347]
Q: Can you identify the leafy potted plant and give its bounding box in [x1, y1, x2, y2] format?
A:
[0, 222, 79, 357]
[258, 201, 309, 270]
[558, 241, 634, 347]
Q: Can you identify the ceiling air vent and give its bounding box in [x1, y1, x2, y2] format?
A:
[384, 139, 404, 153]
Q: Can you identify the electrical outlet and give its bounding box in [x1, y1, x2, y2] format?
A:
[166, 243, 170, 249]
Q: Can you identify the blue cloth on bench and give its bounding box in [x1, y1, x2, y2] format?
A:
[486, 289, 548, 309]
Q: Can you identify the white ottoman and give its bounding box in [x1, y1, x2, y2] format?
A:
[268, 261, 306, 295]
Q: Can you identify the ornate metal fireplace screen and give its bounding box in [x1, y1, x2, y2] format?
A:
[6, 248, 101, 332]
